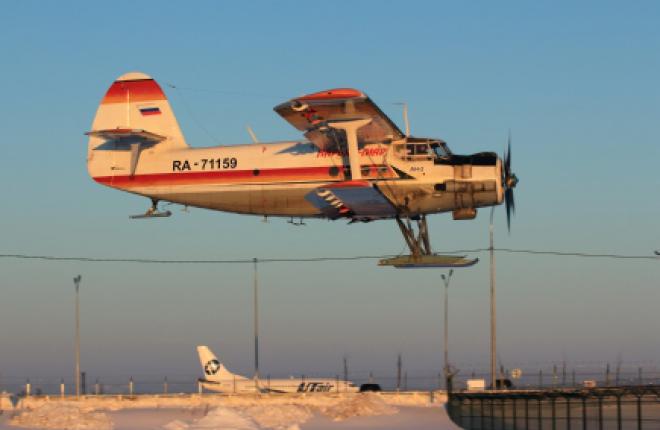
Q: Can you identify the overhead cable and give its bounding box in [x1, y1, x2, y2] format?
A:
[0, 248, 657, 264]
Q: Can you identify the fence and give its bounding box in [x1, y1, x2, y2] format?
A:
[447, 385, 660, 430]
[451, 367, 660, 392]
[0, 373, 445, 397]
[1, 367, 659, 397]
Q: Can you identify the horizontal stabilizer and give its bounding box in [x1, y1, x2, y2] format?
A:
[86, 128, 166, 143]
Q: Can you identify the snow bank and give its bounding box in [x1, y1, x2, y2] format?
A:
[321, 393, 398, 421]
[382, 392, 443, 407]
[243, 404, 312, 430]
[162, 420, 190, 430]
[10, 402, 113, 430]
[7, 393, 431, 430]
[162, 405, 311, 430]
[162, 395, 399, 429]
[168, 407, 257, 430]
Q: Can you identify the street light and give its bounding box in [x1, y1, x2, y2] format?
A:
[441, 269, 454, 383]
[489, 207, 497, 390]
[73, 275, 82, 398]
[253, 258, 260, 391]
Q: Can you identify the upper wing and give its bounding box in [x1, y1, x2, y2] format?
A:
[274, 88, 404, 148]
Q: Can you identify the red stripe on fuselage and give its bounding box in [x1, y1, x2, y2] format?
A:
[322, 180, 370, 188]
[93, 166, 395, 188]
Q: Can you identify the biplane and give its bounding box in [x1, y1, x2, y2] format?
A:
[86, 72, 518, 267]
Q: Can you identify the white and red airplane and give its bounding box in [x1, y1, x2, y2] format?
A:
[87, 72, 518, 265]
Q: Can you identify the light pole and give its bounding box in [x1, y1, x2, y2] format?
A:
[441, 269, 454, 382]
[73, 275, 82, 398]
[489, 207, 497, 390]
[253, 258, 260, 390]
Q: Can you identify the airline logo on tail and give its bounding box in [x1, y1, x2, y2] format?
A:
[204, 359, 221, 375]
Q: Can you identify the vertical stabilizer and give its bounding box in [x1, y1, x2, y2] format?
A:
[197, 345, 246, 381]
[87, 71, 188, 181]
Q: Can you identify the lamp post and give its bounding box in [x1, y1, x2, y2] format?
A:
[441, 269, 454, 382]
[253, 258, 260, 390]
[73, 275, 82, 398]
[489, 207, 497, 390]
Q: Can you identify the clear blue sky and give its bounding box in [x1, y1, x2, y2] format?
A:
[1, 1, 659, 385]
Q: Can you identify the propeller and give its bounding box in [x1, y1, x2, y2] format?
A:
[502, 134, 519, 231]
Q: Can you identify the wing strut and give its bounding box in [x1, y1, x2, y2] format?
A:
[129, 143, 141, 177]
[328, 119, 372, 180]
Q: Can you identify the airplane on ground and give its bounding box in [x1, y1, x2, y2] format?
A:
[86, 72, 518, 266]
[196, 345, 358, 394]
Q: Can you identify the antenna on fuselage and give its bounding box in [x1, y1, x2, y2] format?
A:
[394, 102, 410, 137]
[246, 125, 260, 143]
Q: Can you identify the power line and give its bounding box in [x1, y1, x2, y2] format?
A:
[0, 254, 391, 264]
[164, 83, 279, 99]
[166, 84, 223, 146]
[495, 248, 659, 260]
[0, 248, 657, 264]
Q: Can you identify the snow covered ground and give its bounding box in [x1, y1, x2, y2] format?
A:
[0, 392, 461, 430]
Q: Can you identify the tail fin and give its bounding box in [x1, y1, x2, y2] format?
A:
[87, 71, 188, 180]
[197, 345, 246, 381]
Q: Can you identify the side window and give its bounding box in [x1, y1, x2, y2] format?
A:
[406, 144, 415, 156]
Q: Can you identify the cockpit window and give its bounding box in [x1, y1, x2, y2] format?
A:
[406, 143, 431, 156]
[430, 142, 449, 158]
[395, 139, 449, 160]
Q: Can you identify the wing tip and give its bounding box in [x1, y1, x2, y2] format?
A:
[297, 88, 365, 101]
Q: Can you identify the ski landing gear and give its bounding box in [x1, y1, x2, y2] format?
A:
[129, 199, 172, 219]
[379, 215, 479, 268]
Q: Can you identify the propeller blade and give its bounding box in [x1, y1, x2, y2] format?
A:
[509, 187, 515, 214]
[500, 132, 518, 232]
[505, 188, 513, 231]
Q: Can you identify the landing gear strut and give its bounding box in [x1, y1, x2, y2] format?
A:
[379, 215, 479, 268]
[395, 215, 432, 257]
[130, 198, 172, 219]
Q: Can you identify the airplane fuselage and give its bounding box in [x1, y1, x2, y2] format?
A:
[89, 138, 504, 219]
[200, 377, 359, 394]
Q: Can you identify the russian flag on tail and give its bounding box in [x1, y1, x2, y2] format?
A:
[139, 106, 161, 116]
